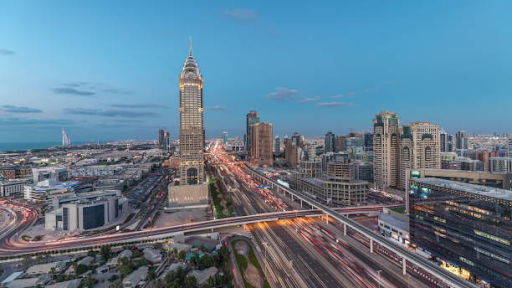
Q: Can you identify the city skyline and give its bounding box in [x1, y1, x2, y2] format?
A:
[2, 1, 512, 143]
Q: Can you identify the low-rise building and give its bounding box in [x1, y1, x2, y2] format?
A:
[45, 191, 128, 231]
[77, 256, 94, 266]
[406, 168, 512, 190]
[295, 159, 368, 206]
[122, 266, 148, 288]
[26, 261, 67, 275]
[0, 180, 26, 197]
[106, 249, 133, 267]
[0, 166, 32, 181]
[378, 207, 409, 246]
[68, 165, 123, 177]
[46, 279, 82, 288]
[490, 157, 512, 173]
[298, 177, 368, 206]
[189, 267, 218, 285]
[143, 247, 162, 263]
[3, 275, 50, 288]
[32, 167, 68, 185]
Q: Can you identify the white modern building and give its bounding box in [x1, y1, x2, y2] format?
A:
[0, 180, 26, 197]
[32, 167, 68, 185]
[45, 191, 128, 231]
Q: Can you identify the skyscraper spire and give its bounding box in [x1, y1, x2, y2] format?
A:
[189, 36, 193, 56]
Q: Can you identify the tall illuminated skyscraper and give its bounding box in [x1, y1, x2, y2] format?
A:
[178, 42, 205, 185]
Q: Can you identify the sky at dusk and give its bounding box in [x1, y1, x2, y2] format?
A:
[1, 1, 512, 143]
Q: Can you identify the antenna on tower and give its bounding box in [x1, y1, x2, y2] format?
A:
[189, 36, 193, 56]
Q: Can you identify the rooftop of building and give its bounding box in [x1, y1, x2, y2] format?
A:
[46, 279, 82, 288]
[302, 177, 368, 186]
[419, 168, 510, 176]
[379, 211, 409, 232]
[489, 156, 512, 160]
[413, 178, 512, 201]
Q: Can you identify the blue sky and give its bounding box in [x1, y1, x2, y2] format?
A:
[1, 1, 512, 143]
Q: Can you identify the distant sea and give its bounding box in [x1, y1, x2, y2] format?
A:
[0, 141, 89, 152]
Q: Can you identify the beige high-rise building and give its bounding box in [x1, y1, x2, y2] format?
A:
[250, 122, 273, 167]
[178, 43, 205, 185]
[169, 42, 209, 208]
[373, 111, 401, 190]
[399, 122, 441, 189]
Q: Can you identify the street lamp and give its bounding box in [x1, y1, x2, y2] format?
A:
[376, 270, 382, 288]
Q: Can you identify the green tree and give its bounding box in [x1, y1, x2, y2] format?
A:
[76, 264, 89, 275]
[120, 265, 133, 278]
[108, 280, 123, 288]
[184, 275, 197, 288]
[178, 250, 186, 260]
[108, 275, 119, 283]
[100, 245, 111, 261]
[118, 257, 130, 266]
[82, 277, 95, 288]
[147, 270, 157, 281]
[132, 250, 143, 259]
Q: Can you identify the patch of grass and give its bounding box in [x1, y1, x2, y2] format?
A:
[389, 206, 406, 214]
[234, 253, 248, 272]
[232, 240, 270, 288]
[210, 182, 227, 219]
[248, 246, 270, 288]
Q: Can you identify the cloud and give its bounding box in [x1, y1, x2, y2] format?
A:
[1, 105, 42, 114]
[206, 105, 227, 111]
[316, 102, 354, 108]
[223, 9, 257, 23]
[53, 82, 132, 97]
[0, 117, 70, 126]
[331, 92, 357, 99]
[53, 87, 96, 96]
[65, 108, 158, 118]
[108, 103, 169, 109]
[0, 49, 15, 56]
[331, 87, 380, 99]
[298, 96, 320, 103]
[265, 87, 299, 101]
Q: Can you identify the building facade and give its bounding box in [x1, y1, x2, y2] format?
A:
[249, 122, 273, 167]
[363, 132, 373, 152]
[399, 121, 441, 189]
[245, 110, 260, 154]
[0, 181, 25, 197]
[274, 136, 281, 154]
[373, 111, 401, 190]
[178, 45, 205, 185]
[324, 131, 336, 153]
[409, 178, 512, 288]
[440, 129, 449, 152]
[490, 157, 512, 173]
[45, 191, 127, 231]
[407, 168, 512, 191]
[455, 130, 469, 150]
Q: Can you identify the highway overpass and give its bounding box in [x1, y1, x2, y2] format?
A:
[0, 206, 385, 260]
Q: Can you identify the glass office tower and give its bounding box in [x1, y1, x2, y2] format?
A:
[409, 178, 511, 288]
